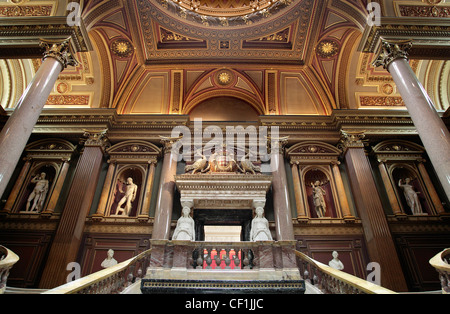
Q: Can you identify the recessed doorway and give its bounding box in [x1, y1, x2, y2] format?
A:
[204, 226, 242, 242]
[194, 209, 253, 242]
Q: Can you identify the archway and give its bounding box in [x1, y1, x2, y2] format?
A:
[188, 96, 260, 122]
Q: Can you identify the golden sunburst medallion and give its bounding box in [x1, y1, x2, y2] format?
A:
[111, 39, 134, 58]
[316, 40, 340, 59]
[216, 70, 234, 86]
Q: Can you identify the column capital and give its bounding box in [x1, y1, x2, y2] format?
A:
[80, 129, 110, 151]
[40, 38, 78, 69]
[339, 130, 368, 151]
[267, 136, 289, 155]
[372, 39, 412, 70]
[160, 135, 183, 155]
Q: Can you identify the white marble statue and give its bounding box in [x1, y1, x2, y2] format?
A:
[172, 204, 195, 241]
[250, 206, 273, 242]
[26, 172, 49, 212]
[101, 249, 118, 269]
[311, 180, 327, 218]
[328, 251, 344, 271]
[116, 177, 138, 216]
[398, 178, 424, 215]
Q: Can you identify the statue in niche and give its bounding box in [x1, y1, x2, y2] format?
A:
[328, 251, 344, 271]
[101, 249, 118, 269]
[116, 177, 138, 216]
[26, 172, 49, 212]
[398, 178, 424, 215]
[311, 180, 327, 218]
[173, 203, 195, 241]
[250, 206, 273, 242]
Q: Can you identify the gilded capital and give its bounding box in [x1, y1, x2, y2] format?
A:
[40, 38, 78, 69]
[339, 130, 367, 150]
[267, 136, 289, 155]
[372, 39, 412, 70]
[80, 129, 110, 150]
[160, 135, 183, 155]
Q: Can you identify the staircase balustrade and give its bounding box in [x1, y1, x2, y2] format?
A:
[295, 250, 398, 294]
[429, 248, 450, 294]
[0, 246, 20, 294]
[43, 249, 152, 294]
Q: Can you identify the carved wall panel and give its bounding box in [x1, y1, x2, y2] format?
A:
[0, 230, 53, 288]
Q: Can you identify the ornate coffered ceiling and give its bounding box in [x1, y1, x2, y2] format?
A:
[0, 0, 449, 116]
[134, 0, 318, 65]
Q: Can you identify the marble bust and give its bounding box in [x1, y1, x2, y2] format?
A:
[172, 204, 195, 241]
[328, 251, 344, 271]
[101, 249, 118, 269]
[250, 206, 273, 242]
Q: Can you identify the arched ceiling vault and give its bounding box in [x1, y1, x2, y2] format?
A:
[0, 0, 448, 114]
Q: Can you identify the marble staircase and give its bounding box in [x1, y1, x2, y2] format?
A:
[140, 240, 306, 294]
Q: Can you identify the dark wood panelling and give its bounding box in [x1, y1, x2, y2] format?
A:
[0, 231, 53, 288]
[394, 233, 450, 292]
[296, 235, 370, 280]
[78, 233, 151, 277]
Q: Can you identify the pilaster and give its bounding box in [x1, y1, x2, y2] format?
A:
[340, 130, 408, 292]
[39, 130, 110, 289]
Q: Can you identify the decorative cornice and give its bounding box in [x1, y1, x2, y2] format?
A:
[359, 17, 450, 59]
[0, 17, 92, 58]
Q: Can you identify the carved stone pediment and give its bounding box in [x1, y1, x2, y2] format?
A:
[372, 140, 425, 162]
[286, 141, 341, 164]
[25, 138, 76, 161]
[107, 140, 161, 163]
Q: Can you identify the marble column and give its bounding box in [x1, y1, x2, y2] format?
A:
[377, 161, 404, 218]
[0, 39, 77, 200]
[290, 161, 308, 222]
[270, 138, 295, 241]
[139, 159, 157, 222]
[92, 160, 117, 221]
[39, 131, 109, 289]
[373, 40, 450, 201]
[340, 130, 408, 292]
[1, 157, 32, 214]
[41, 159, 71, 217]
[152, 137, 180, 240]
[417, 160, 447, 216]
[331, 161, 355, 221]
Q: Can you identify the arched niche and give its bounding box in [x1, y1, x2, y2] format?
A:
[390, 164, 432, 216]
[16, 162, 57, 213]
[372, 140, 444, 217]
[303, 167, 338, 219]
[93, 140, 161, 222]
[188, 96, 260, 122]
[108, 165, 145, 218]
[2, 138, 77, 216]
[286, 141, 353, 221]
